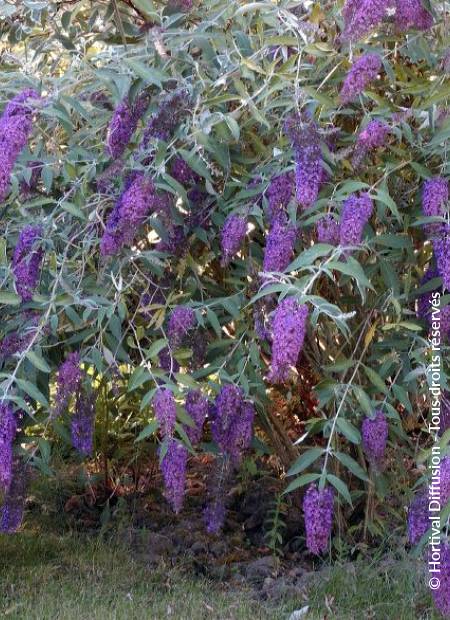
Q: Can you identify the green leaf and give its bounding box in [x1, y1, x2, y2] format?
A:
[287, 244, 333, 271]
[26, 351, 51, 374]
[287, 447, 324, 477]
[326, 474, 353, 506]
[0, 291, 21, 306]
[128, 366, 151, 392]
[334, 451, 368, 482]
[16, 379, 49, 408]
[174, 373, 199, 389]
[61, 201, 85, 220]
[328, 259, 373, 292]
[147, 339, 167, 359]
[283, 473, 321, 495]
[336, 418, 361, 444]
[124, 60, 167, 87]
[135, 419, 159, 442]
[363, 366, 388, 395]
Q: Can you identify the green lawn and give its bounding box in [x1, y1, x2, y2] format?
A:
[0, 528, 440, 619]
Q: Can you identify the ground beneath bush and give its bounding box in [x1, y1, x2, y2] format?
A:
[0, 466, 440, 619]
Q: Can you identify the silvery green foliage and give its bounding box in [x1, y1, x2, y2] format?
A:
[0, 1, 449, 561]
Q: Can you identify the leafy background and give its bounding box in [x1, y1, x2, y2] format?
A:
[0, 0, 449, 551]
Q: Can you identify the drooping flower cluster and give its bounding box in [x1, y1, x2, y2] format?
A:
[153, 387, 177, 438]
[0, 403, 17, 491]
[339, 54, 382, 104]
[317, 214, 339, 245]
[266, 172, 294, 225]
[220, 214, 247, 266]
[100, 173, 160, 256]
[0, 89, 40, 201]
[339, 192, 373, 247]
[167, 306, 197, 348]
[160, 438, 188, 514]
[158, 347, 180, 377]
[431, 543, 450, 617]
[422, 177, 448, 236]
[0, 456, 27, 534]
[204, 496, 226, 534]
[341, 0, 391, 42]
[184, 389, 208, 445]
[268, 298, 308, 383]
[54, 352, 83, 417]
[407, 490, 428, 545]
[12, 225, 43, 302]
[395, 0, 433, 31]
[284, 115, 323, 209]
[168, 0, 193, 11]
[170, 156, 199, 186]
[71, 392, 96, 456]
[416, 267, 450, 340]
[0, 331, 29, 359]
[106, 94, 149, 159]
[361, 409, 388, 468]
[142, 88, 189, 145]
[352, 119, 390, 168]
[204, 454, 232, 534]
[262, 219, 297, 273]
[416, 266, 436, 319]
[303, 484, 335, 555]
[210, 385, 255, 462]
[434, 226, 450, 291]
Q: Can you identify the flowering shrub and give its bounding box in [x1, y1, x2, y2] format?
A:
[0, 3, 450, 612]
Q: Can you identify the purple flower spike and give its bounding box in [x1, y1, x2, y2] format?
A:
[263, 219, 297, 273]
[184, 390, 208, 445]
[0, 456, 27, 534]
[142, 89, 190, 146]
[170, 156, 199, 186]
[303, 484, 334, 555]
[167, 306, 196, 349]
[268, 298, 308, 384]
[434, 226, 450, 291]
[317, 214, 339, 245]
[211, 385, 255, 463]
[220, 215, 247, 266]
[339, 192, 373, 248]
[54, 352, 84, 417]
[153, 388, 177, 438]
[106, 94, 149, 159]
[12, 225, 43, 302]
[0, 89, 40, 201]
[71, 392, 96, 456]
[352, 119, 390, 168]
[422, 177, 448, 236]
[361, 409, 388, 469]
[431, 544, 450, 617]
[395, 0, 433, 31]
[407, 491, 428, 545]
[100, 174, 161, 256]
[285, 115, 323, 209]
[0, 404, 17, 491]
[160, 438, 188, 514]
[341, 0, 391, 42]
[266, 172, 294, 225]
[340, 54, 382, 104]
[204, 498, 226, 534]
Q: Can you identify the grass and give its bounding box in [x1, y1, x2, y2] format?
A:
[0, 528, 441, 619]
[0, 475, 441, 619]
[1, 530, 278, 620]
